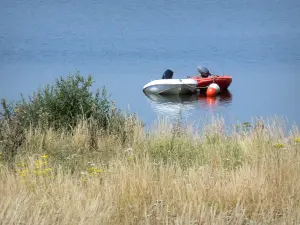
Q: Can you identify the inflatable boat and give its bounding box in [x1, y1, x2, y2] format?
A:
[143, 69, 232, 95]
[143, 79, 198, 95]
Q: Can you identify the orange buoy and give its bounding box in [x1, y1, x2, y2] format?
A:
[206, 87, 217, 97]
[206, 83, 220, 97]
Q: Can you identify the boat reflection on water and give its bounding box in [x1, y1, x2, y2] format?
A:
[196, 90, 232, 109]
[143, 90, 232, 119]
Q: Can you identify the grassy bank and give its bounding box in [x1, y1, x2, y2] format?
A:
[1, 117, 300, 224]
[1, 74, 300, 224]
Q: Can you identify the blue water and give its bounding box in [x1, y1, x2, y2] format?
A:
[1, 0, 300, 127]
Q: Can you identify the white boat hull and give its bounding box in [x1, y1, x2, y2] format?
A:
[143, 79, 198, 95]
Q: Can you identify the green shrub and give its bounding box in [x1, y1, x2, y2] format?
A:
[0, 72, 135, 160]
[12, 72, 113, 130]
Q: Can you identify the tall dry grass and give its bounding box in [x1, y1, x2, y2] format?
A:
[1, 117, 300, 224]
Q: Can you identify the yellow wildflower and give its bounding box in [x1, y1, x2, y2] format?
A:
[19, 169, 28, 177]
[34, 168, 52, 176]
[17, 162, 26, 168]
[295, 137, 300, 144]
[35, 160, 47, 168]
[88, 167, 95, 173]
[81, 177, 88, 182]
[87, 167, 103, 176]
[41, 154, 49, 159]
[93, 168, 103, 174]
[273, 143, 284, 149]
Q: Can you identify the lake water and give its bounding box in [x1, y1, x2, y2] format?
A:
[1, 0, 300, 128]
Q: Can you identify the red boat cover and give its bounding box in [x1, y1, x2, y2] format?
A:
[190, 76, 232, 90]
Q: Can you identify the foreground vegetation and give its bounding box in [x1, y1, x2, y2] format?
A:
[1, 74, 300, 224]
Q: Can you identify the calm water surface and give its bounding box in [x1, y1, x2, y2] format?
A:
[1, 0, 300, 127]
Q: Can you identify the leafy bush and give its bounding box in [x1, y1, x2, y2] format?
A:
[0, 72, 135, 160]
[11, 72, 115, 130]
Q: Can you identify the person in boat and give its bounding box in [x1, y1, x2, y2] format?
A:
[197, 66, 211, 78]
